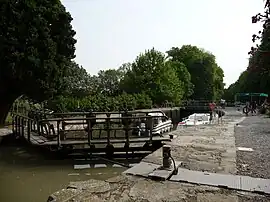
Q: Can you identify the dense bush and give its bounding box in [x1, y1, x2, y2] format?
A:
[46, 93, 153, 112]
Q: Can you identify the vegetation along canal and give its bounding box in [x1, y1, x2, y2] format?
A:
[0, 143, 126, 202]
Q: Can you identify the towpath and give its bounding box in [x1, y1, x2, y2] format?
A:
[48, 108, 270, 202]
[235, 114, 270, 179]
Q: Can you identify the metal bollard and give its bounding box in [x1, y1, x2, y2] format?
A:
[162, 145, 172, 169]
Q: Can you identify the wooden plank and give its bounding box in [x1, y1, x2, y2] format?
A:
[30, 135, 45, 144]
[29, 137, 40, 145]
[37, 136, 170, 146]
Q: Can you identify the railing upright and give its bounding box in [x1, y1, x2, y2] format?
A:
[106, 113, 111, 146]
[27, 119, 31, 142]
[21, 117, 24, 138]
[56, 120, 61, 148]
[87, 119, 92, 146]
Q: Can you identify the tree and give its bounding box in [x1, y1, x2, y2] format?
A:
[118, 62, 132, 80]
[121, 48, 184, 105]
[97, 69, 122, 96]
[214, 66, 225, 100]
[225, 1, 270, 97]
[167, 45, 224, 100]
[0, 0, 76, 124]
[166, 60, 194, 99]
[61, 61, 93, 98]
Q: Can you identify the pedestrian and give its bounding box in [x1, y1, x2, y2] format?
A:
[216, 107, 225, 124]
[250, 101, 257, 115]
[209, 101, 216, 124]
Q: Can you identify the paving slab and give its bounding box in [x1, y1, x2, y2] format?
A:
[170, 168, 241, 190]
[170, 167, 270, 195]
[148, 161, 182, 181]
[123, 161, 160, 177]
[240, 176, 270, 194]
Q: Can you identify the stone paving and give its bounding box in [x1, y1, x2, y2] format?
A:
[48, 108, 270, 202]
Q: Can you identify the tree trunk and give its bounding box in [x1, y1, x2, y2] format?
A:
[0, 95, 16, 126]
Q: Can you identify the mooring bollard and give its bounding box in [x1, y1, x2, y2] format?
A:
[162, 145, 172, 169]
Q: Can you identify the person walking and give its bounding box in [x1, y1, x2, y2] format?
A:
[250, 100, 257, 115]
[209, 101, 216, 124]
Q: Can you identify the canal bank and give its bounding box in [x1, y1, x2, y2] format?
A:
[48, 108, 270, 201]
[0, 127, 127, 202]
[0, 143, 126, 202]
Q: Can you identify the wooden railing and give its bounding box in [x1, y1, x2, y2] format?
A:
[11, 111, 170, 151]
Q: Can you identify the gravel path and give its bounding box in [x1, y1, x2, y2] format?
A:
[235, 115, 270, 179]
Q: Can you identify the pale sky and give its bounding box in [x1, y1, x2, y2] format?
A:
[62, 0, 264, 87]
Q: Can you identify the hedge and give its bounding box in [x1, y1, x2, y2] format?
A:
[46, 93, 153, 112]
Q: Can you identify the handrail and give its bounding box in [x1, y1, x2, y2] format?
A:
[38, 115, 167, 123]
[11, 113, 158, 151]
[34, 109, 174, 117]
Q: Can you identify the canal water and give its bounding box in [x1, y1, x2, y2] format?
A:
[0, 145, 126, 202]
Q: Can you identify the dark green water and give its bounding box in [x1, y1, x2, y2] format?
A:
[0, 145, 126, 202]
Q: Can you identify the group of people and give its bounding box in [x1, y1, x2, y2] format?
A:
[243, 101, 257, 115]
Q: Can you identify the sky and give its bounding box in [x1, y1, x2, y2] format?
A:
[62, 0, 264, 87]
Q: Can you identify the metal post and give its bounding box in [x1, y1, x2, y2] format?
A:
[162, 145, 172, 169]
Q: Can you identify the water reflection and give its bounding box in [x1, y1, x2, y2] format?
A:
[0, 145, 126, 202]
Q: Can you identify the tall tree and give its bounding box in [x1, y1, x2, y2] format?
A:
[225, 0, 270, 97]
[61, 61, 93, 98]
[214, 66, 225, 100]
[97, 69, 122, 96]
[0, 0, 76, 124]
[121, 48, 184, 105]
[166, 60, 194, 99]
[167, 45, 224, 100]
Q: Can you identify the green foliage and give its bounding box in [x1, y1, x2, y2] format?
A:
[97, 69, 122, 96]
[47, 93, 152, 112]
[120, 48, 184, 105]
[225, 3, 270, 98]
[0, 0, 76, 100]
[46, 46, 225, 112]
[166, 60, 194, 99]
[0, 0, 76, 123]
[61, 61, 93, 98]
[167, 45, 224, 101]
[1, 1, 227, 119]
